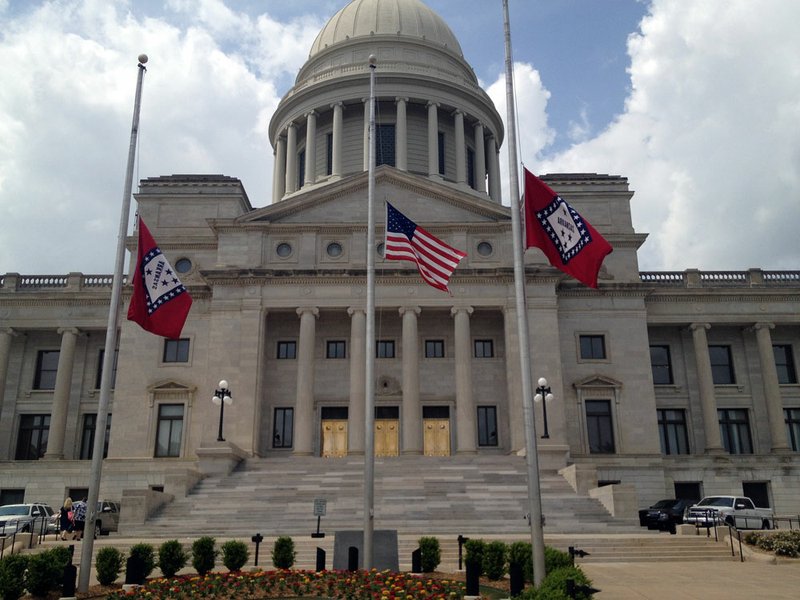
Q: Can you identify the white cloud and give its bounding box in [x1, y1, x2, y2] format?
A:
[538, 0, 800, 271]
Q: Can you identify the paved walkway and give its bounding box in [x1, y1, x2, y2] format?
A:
[580, 558, 800, 599]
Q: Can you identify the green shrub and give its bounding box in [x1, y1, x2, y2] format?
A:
[483, 541, 507, 580]
[464, 538, 486, 573]
[744, 530, 800, 557]
[0, 554, 28, 600]
[95, 547, 125, 586]
[158, 539, 188, 578]
[418, 536, 441, 573]
[192, 536, 218, 575]
[545, 546, 573, 572]
[221, 540, 250, 572]
[129, 543, 156, 579]
[24, 548, 70, 597]
[520, 565, 594, 600]
[271, 536, 296, 569]
[508, 541, 533, 583]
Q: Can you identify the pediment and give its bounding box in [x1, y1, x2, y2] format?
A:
[573, 374, 622, 389]
[239, 166, 510, 227]
[147, 380, 196, 393]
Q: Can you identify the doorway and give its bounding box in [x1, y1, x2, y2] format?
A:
[375, 406, 399, 456]
[321, 407, 348, 457]
[423, 406, 451, 456]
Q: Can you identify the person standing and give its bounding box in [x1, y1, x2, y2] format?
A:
[71, 498, 87, 541]
[59, 497, 74, 541]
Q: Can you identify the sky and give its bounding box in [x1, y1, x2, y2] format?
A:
[1, 0, 799, 275]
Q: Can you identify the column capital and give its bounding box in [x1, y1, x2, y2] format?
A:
[304, 109, 317, 118]
[395, 96, 409, 104]
[473, 120, 484, 129]
[330, 101, 344, 109]
[347, 306, 366, 317]
[689, 322, 710, 332]
[452, 108, 464, 117]
[56, 327, 81, 337]
[399, 306, 421, 317]
[427, 101, 440, 109]
[450, 306, 474, 317]
[751, 322, 775, 333]
[296, 307, 319, 319]
[0, 327, 21, 338]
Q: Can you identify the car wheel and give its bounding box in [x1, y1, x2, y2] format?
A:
[761, 520, 771, 530]
[94, 523, 102, 539]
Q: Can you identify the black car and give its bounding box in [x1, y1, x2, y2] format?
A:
[638, 499, 691, 531]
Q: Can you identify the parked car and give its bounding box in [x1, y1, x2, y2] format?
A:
[638, 498, 691, 531]
[0, 503, 58, 536]
[95, 500, 121, 536]
[684, 496, 773, 530]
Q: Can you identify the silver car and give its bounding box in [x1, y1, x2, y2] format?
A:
[0, 503, 58, 536]
[95, 500, 121, 536]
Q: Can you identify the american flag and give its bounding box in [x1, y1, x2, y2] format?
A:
[384, 202, 467, 293]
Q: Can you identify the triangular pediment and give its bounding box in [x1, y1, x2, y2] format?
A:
[573, 374, 622, 389]
[147, 380, 196, 393]
[238, 166, 510, 227]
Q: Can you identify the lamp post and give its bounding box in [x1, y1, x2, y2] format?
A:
[212, 380, 233, 442]
[534, 377, 555, 439]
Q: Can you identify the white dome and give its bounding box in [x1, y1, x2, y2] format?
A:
[309, 0, 463, 58]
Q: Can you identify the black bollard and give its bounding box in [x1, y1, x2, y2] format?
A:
[316, 547, 326, 572]
[411, 548, 421, 573]
[509, 561, 523, 597]
[125, 554, 146, 585]
[347, 546, 359, 571]
[62, 562, 77, 597]
[465, 559, 480, 596]
[251, 533, 264, 566]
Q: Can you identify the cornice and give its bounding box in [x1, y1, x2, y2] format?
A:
[645, 292, 800, 304]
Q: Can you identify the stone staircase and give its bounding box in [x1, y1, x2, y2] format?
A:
[138, 454, 640, 538]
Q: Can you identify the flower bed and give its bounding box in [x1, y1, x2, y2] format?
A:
[105, 569, 467, 599]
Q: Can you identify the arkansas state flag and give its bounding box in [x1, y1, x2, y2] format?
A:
[524, 168, 612, 288]
[127, 217, 192, 338]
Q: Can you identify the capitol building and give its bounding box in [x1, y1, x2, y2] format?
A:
[1, 0, 798, 532]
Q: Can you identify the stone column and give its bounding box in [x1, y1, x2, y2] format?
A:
[690, 323, 724, 454]
[395, 97, 408, 171]
[294, 307, 319, 455]
[400, 306, 422, 454]
[753, 322, 791, 452]
[473, 121, 486, 193]
[452, 306, 476, 453]
[0, 329, 16, 401]
[363, 98, 370, 171]
[0, 329, 19, 461]
[427, 102, 440, 178]
[304, 110, 317, 186]
[487, 135, 501, 202]
[44, 327, 79, 460]
[331, 102, 343, 179]
[285, 122, 298, 194]
[272, 136, 286, 203]
[348, 307, 366, 454]
[454, 110, 466, 185]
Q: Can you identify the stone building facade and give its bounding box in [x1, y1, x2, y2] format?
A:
[1, 0, 798, 523]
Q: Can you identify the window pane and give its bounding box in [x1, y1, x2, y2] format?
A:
[425, 340, 444, 358]
[786, 408, 800, 452]
[579, 336, 606, 360]
[478, 406, 498, 446]
[650, 345, 673, 385]
[277, 341, 297, 359]
[586, 400, 614, 453]
[474, 340, 494, 358]
[163, 339, 190, 363]
[15, 414, 50, 460]
[719, 408, 752, 454]
[273, 407, 294, 448]
[326, 341, 346, 359]
[80, 413, 112, 460]
[774, 345, 798, 384]
[658, 409, 689, 455]
[155, 404, 184, 457]
[34, 350, 59, 390]
[709, 345, 735, 384]
[96, 349, 119, 389]
[377, 340, 395, 359]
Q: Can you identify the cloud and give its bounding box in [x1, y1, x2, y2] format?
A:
[537, 0, 800, 271]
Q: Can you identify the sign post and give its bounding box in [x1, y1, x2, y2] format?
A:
[312, 498, 327, 538]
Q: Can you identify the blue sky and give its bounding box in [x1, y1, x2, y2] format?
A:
[1, 0, 798, 274]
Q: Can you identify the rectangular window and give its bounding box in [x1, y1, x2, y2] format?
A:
[579, 335, 606, 360]
[15, 414, 50, 460]
[474, 339, 494, 358]
[657, 409, 689, 455]
[326, 340, 346, 359]
[163, 339, 190, 363]
[377, 340, 395, 359]
[273, 407, 294, 449]
[785, 408, 800, 452]
[438, 131, 445, 175]
[585, 400, 615, 453]
[277, 341, 297, 359]
[96, 349, 119, 389]
[742, 482, 770, 508]
[425, 340, 445, 358]
[719, 408, 752, 454]
[674, 482, 702, 504]
[80, 413, 112, 460]
[477, 406, 498, 447]
[650, 345, 673, 385]
[467, 147, 475, 189]
[326, 133, 333, 175]
[0, 489, 25, 506]
[298, 149, 305, 189]
[376, 124, 396, 167]
[709, 345, 735, 384]
[774, 345, 798, 384]
[34, 350, 59, 390]
[155, 404, 184, 457]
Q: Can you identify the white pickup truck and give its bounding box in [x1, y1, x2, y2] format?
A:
[684, 495, 774, 530]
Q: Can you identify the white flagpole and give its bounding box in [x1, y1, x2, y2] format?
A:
[502, 0, 547, 586]
[363, 54, 377, 570]
[77, 54, 148, 593]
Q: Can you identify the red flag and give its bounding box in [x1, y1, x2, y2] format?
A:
[127, 217, 192, 338]
[524, 168, 612, 288]
[385, 202, 467, 294]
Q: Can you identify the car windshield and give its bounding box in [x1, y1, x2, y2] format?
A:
[0, 506, 28, 516]
[697, 497, 734, 508]
[652, 500, 676, 509]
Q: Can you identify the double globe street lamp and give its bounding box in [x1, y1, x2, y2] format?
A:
[212, 380, 233, 442]
[534, 377, 555, 439]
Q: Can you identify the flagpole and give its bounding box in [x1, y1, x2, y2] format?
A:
[363, 54, 377, 570]
[78, 54, 148, 593]
[501, 0, 547, 587]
